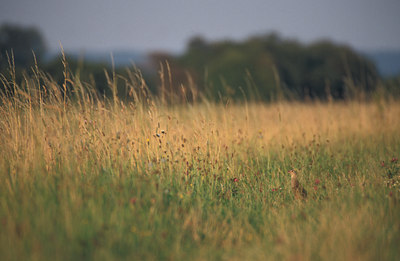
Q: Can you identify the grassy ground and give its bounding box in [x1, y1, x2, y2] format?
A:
[1, 68, 400, 260]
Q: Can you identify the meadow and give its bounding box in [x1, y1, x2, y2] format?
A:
[0, 64, 400, 261]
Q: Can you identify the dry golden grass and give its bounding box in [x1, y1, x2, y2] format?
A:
[2, 99, 399, 178]
[0, 65, 400, 260]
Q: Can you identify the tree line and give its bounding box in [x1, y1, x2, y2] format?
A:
[151, 34, 379, 102]
[1, 24, 396, 103]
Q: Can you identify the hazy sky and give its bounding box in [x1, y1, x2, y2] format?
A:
[1, 0, 399, 53]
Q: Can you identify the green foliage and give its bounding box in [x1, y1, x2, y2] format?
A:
[173, 34, 379, 101]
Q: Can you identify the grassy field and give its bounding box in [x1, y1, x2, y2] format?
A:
[0, 67, 400, 260]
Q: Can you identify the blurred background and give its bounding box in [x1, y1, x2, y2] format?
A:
[1, 0, 400, 102]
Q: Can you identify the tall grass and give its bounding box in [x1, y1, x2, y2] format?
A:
[0, 60, 400, 261]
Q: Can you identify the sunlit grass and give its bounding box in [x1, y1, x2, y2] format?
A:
[0, 64, 399, 260]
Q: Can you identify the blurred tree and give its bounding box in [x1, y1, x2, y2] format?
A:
[301, 41, 378, 99]
[175, 33, 379, 101]
[0, 24, 47, 70]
